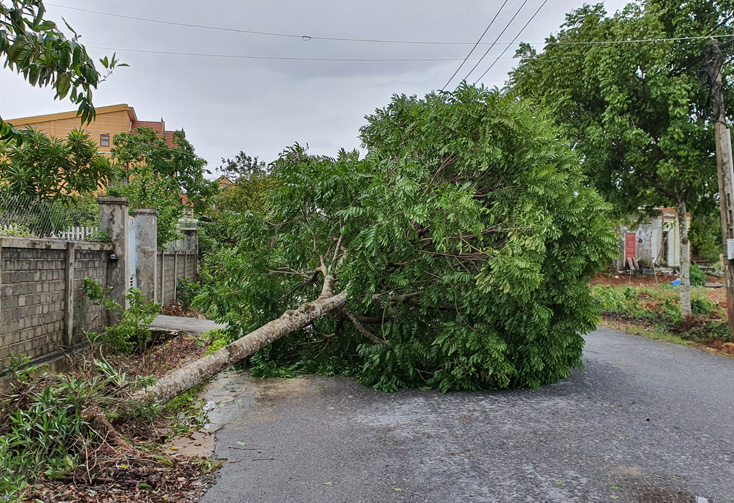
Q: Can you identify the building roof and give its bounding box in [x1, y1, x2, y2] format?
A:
[8, 103, 138, 125]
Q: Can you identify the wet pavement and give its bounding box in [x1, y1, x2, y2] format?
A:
[197, 327, 734, 503]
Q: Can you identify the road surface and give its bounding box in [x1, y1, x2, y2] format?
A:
[198, 327, 734, 503]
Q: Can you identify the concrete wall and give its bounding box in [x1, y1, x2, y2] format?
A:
[156, 251, 198, 305]
[0, 238, 112, 373]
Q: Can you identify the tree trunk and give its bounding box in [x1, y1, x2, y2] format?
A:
[677, 201, 691, 320]
[135, 289, 347, 405]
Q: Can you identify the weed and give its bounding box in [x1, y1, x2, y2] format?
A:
[0, 374, 102, 498]
[83, 278, 160, 353]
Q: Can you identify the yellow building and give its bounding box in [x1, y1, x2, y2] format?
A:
[7, 103, 175, 154]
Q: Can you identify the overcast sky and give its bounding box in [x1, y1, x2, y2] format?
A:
[0, 0, 631, 172]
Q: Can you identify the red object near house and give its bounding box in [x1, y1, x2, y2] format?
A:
[625, 232, 637, 261]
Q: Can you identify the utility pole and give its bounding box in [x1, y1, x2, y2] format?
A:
[708, 39, 734, 337]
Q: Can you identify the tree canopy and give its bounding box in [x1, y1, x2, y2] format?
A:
[108, 127, 218, 246]
[0, 127, 111, 200]
[509, 0, 732, 317]
[0, 0, 124, 143]
[199, 86, 616, 393]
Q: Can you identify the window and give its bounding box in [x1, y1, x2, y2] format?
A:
[100, 133, 110, 147]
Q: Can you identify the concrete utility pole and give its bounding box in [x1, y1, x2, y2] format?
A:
[708, 39, 734, 337]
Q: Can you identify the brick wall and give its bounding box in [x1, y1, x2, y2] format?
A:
[0, 238, 113, 373]
[0, 247, 66, 366]
[156, 251, 198, 305]
[72, 248, 109, 346]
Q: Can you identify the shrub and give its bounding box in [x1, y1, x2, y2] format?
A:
[689, 263, 707, 287]
[83, 279, 160, 353]
[176, 277, 200, 311]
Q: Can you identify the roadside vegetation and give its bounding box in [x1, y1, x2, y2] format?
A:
[591, 270, 734, 355]
[0, 291, 219, 502]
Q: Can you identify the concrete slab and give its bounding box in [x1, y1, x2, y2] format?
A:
[149, 314, 225, 335]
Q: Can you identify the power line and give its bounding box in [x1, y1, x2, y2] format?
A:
[46, 2, 517, 47]
[442, 0, 509, 91]
[46, 3, 734, 49]
[84, 45, 517, 63]
[473, 0, 549, 84]
[458, 0, 530, 86]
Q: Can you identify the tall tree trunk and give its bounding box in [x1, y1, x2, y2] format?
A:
[135, 288, 347, 405]
[678, 200, 691, 320]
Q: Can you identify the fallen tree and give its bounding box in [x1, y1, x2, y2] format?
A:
[139, 86, 617, 404]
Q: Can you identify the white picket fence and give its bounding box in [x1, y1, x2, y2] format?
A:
[1, 223, 99, 239]
[52, 226, 99, 240]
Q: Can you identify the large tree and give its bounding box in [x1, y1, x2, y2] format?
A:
[510, 0, 732, 319]
[0, 0, 123, 142]
[109, 127, 218, 246]
[139, 86, 616, 404]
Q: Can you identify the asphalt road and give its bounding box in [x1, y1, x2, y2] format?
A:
[198, 328, 734, 503]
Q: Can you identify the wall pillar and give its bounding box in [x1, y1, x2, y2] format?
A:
[98, 196, 129, 312]
[133, 209, 158, 303]
[64, 242, 75, 347]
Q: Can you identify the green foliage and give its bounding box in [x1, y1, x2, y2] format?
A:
[510, 1, 722, 217]
[0, 128, 111, 200]
[206, 86, 617, 391]
[510, 0, 730, 317]
[109, 127, 218, 246]
[200, 151, 276, 258]
[689, 263, 707, 287]
[0, 374, 103, 498]
[690, 296, 715, 315]
[591, 283, 727, 339]
[83, 278, 160, 353]
[689, 200, 723, 262]
[176, 277, 200, 311]
[0, 0, 126, 144]
[0, 223, 30, 236]
[85, 230, 110, 242]
[204, 328, 228, 356]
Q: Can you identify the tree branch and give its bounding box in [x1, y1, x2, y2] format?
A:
[340, 309, 387, 346]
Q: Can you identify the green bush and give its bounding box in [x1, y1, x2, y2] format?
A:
[689, 263, 707, 287]
[592, 285, 634, 313]
[691, 297, 715, 315]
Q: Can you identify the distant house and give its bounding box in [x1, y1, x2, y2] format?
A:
[216, 176, 235, 191]
[7, 103, 178, 155]
[616, 207, 691, 270]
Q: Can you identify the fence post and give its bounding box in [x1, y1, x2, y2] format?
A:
[183, 227, 198, 282]
[97, 196, 130, 313]
[64, 242, 75, 347]
[132, 209, 158, 303]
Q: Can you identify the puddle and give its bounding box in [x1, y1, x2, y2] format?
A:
[167, 429, 216, 458]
